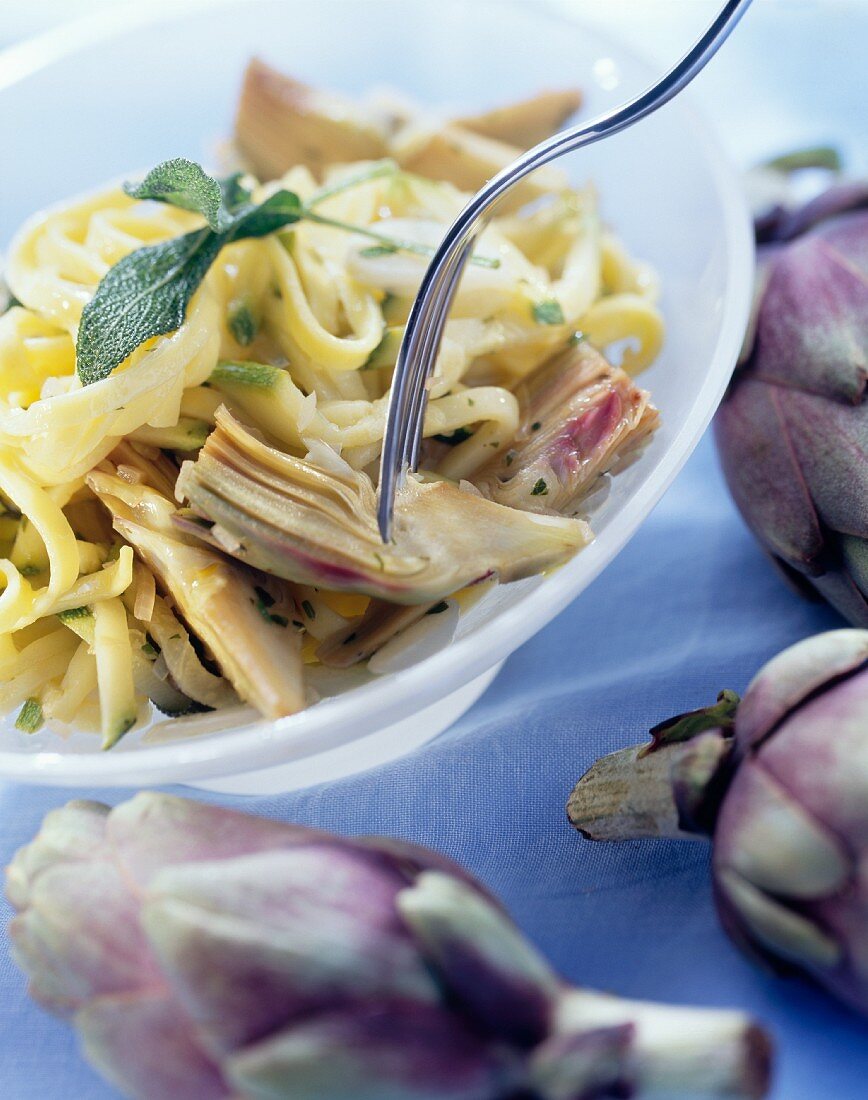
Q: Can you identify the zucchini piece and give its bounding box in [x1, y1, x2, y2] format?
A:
[92, 598, 138, 749]
[363, 326, 403, 370]
[130, 418, 211, 452]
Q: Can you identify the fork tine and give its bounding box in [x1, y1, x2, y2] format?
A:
[376, 278, 437, 539]
[403, 243, 474, 470]
[377, 236, 473, 540]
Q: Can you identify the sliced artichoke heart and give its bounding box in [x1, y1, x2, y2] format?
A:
[87, 464, 305, 720]
[475, 342, 659, 514]
[176, 407, 590, 605]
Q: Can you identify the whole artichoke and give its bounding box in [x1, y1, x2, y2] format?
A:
[7, 792, 771, 1100]
[568, 629, 868, 1018]
[714, 181, 868, 625]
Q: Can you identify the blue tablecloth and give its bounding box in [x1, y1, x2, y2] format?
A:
[1, 2, 866, 1097]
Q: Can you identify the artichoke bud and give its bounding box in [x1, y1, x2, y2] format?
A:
[7, 792, 771, 1099]
[569, 629, 868, 1017]
[715, 177, 868, 626]
[176, 406, 590, 605]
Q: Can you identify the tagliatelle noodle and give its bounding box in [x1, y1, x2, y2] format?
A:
[0, 147, 663, 740]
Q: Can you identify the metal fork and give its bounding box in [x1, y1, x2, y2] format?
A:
[376, 0, 752, 540]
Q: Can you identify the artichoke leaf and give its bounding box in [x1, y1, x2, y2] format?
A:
[475, 341, 659, 515]
[87, 462, 305, 720]
[319, 343, 657, 665]
[176, 407, 590, 606]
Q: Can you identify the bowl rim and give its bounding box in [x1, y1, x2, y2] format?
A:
[0, 0, 754, 784]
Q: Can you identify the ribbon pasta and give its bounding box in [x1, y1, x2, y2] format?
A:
[0, 150, 662, 745]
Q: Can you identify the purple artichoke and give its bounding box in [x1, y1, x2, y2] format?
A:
[714, 180, 868, 625]
[7, 792, 771, 1099]
[568, 628, 868, 1019]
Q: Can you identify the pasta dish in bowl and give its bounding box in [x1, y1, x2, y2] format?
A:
[0, 0, 752, 788]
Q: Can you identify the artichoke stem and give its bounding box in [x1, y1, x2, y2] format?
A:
[554, 989, 773, 1099]
[567, 733, 732, 842]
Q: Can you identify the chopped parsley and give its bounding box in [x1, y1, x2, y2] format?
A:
[433, 427, 472, 445]
[301, 599, 316, 619]
[531, 478, 549, 496]
[531, 421, 542, 432]
[141, 641, 159, 659]
[254, 585, 276, 608]
[254, 585, 287, 626]
[427, 601, 449, 615]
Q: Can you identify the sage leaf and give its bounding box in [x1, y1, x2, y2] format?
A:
[230, 189, 303, 237]
[77, 188, 303, 385]
[76, 228, 225, 386]
[75, 156, 479, 386]
[123, 158, 238, 231]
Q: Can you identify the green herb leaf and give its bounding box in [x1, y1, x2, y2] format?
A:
[124, 158, 236, 231]
[219, 172, 254, 214]
[232, 189, 303, 236]
[254, 585, 288, 627]
[532, 300, 565, 326]
[79, 156, 491, 386]
[530, 478, 548, 496]
[141, 641, 158, 659]
[301, 599, 316, 619]
[15, 697, 44, 733]
[642, 689, 741, 757]
[433, 427, 472, 445]
[427, 600, 449, 615]
[79, 158, 307, 386]
[76, 228, 224, 385]
[254, 585, 276, 608]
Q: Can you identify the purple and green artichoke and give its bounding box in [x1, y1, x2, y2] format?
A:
[7, 792, 771, 1099]
[715, 177, 868, 625]
[568, 628, 868, 1019]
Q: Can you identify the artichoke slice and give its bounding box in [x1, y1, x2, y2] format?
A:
[175, 408, 589, 605]
[87, 454, 305, 720]
[475, 342, 659, 514]
[320, 343, 658, 666]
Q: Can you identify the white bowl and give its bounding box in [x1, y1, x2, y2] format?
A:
[0, 0, 752, 791]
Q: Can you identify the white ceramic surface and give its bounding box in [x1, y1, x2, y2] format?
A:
[0, 0, 753, 789]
